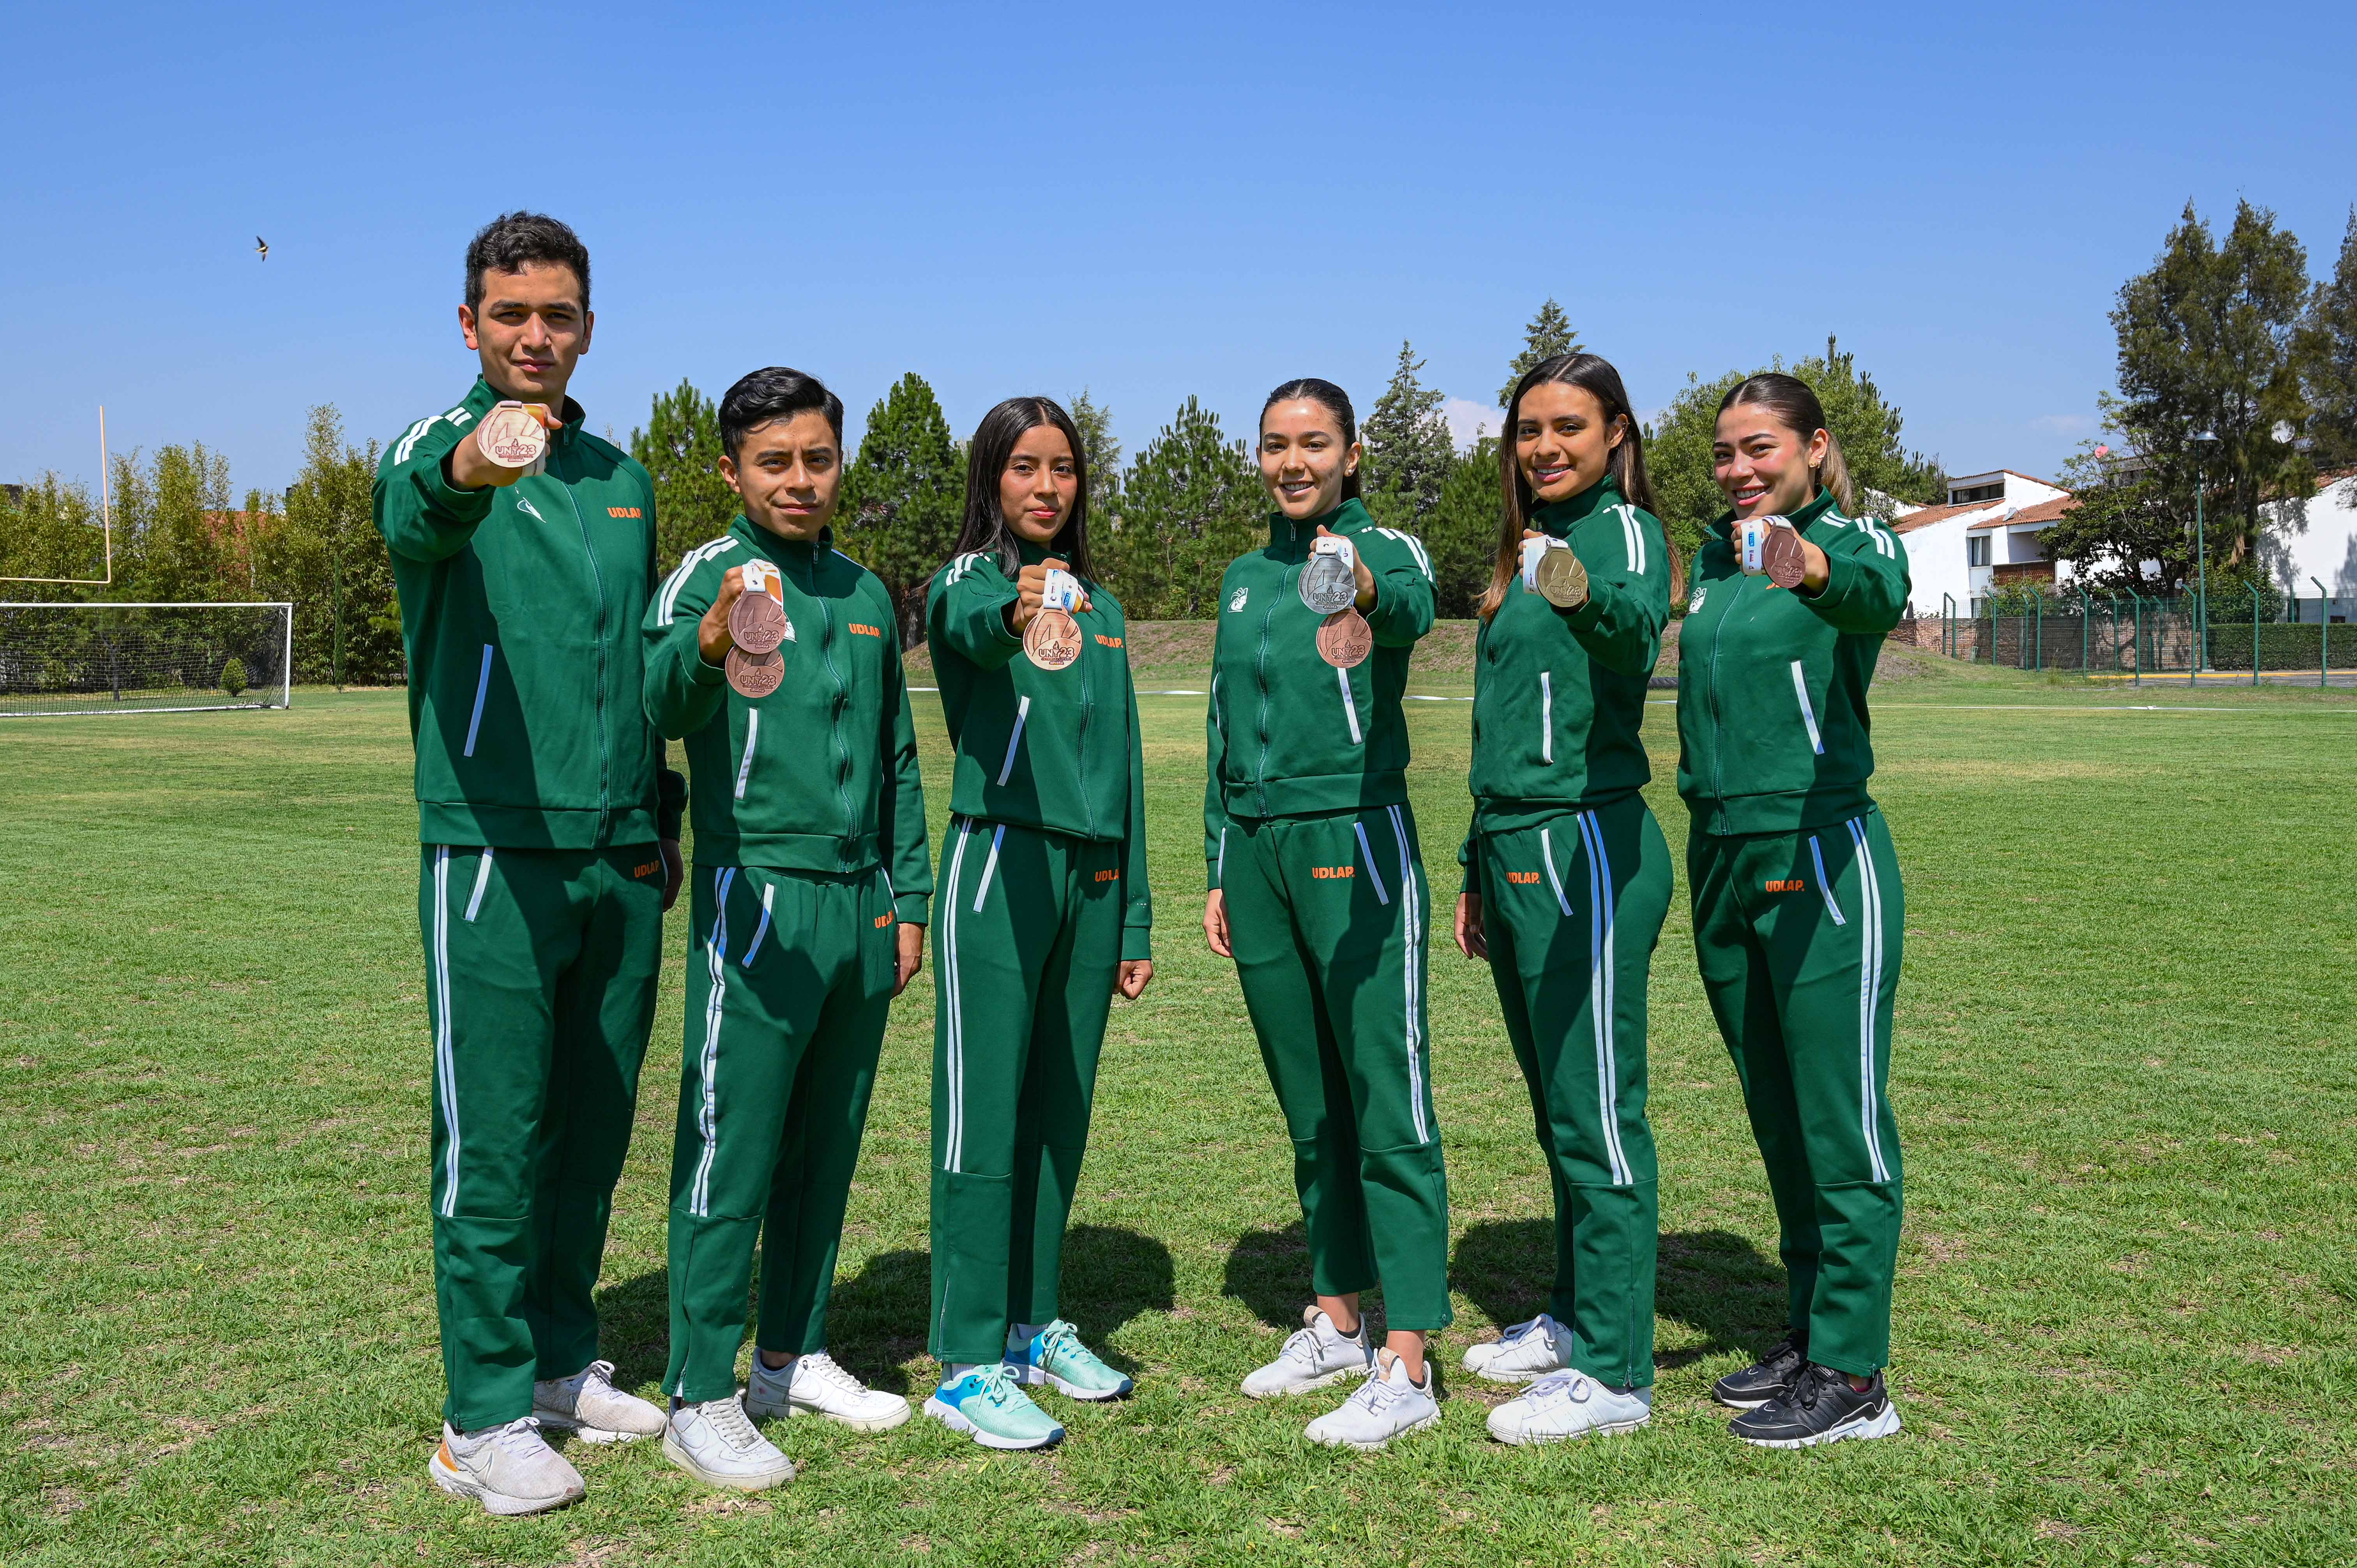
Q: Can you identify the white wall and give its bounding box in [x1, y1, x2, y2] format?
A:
[1899, 508, 1995, 616]
[2001, 472, 2070, 507]
[2258, 475, 2357, 601]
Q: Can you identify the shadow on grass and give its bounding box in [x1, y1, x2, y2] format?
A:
[1221, 1221, 1317, 1332]
[595, 1266, 671, 1395]
[1449, 1220, 1787, 1372]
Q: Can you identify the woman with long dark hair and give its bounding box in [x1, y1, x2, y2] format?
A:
[920, 396, 1153, 1451]
[1204, 378, 1447, 1449]
[1679, 372, 1909, 1447]
[1452, 353, 1679, 1445]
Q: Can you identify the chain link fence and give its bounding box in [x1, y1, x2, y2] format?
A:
[1935, 593, 2353, 685]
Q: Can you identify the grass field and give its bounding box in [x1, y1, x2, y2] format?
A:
[3, 637, 2353, 1567]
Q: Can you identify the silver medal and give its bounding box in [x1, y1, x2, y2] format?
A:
[1299, 537, 1358, 614]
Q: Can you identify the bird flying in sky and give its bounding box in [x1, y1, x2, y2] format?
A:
[255, 236, 269, 261]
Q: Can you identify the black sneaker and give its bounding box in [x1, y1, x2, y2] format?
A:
[1710, 1332, 1808, 1410]
[1729, 1363, 1903, 1448]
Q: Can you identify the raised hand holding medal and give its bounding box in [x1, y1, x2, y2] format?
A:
[1520, 533, 1590, 609]
[1307, 526, 1373, 668]
[474, 400, 555, 477]
[1017, 558, 1088, 672]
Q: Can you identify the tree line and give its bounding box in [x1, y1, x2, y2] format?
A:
[0, 302, 1969, 677]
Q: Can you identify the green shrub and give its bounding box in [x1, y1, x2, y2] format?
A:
[2205, 623, 2348, 671]
[221, 657, 247, 698]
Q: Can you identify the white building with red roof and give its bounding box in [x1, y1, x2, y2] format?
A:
[1890, 469, 2077, 616]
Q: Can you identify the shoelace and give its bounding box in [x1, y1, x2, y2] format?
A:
[575, 1359, 620, 1397]
[1498, 1314, 1553, 1346]
[797, 1351, 867, 1396]
[1346, 1363, 1413, 1415]
[478, 1415, 549, 1461]
[701, 1395, 763, 1451]
[1525, 1370, 1594, 1406]
[1033, 1321, 1087, 1368]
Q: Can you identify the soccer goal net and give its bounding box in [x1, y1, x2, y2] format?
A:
[0, 602, 293, 717]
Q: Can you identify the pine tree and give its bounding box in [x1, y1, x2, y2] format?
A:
[1068, 388, 1124, 533]
[1498, 298, 1581, 408]
[1111, 397, 1263, 619]
[1423, 439, 1505, 618]
[2306, 208, 2357, 468]
[630, 378, 737, 572]
[1360, 341, 1454, 534]
[274, 406, 397, 684]
[837, 373, 964, 642]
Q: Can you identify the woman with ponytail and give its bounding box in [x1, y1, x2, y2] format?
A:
[1678, 373, 1910, 1448]
[1204, 378, 1449, 1449]
[1452, 354, 1675, 1444]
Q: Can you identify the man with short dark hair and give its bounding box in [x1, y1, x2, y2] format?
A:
[641, 365, 931, 1490]
[375, 211, 685, 1517]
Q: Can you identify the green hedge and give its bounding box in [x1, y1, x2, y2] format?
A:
[2203, 622, 2350, 671]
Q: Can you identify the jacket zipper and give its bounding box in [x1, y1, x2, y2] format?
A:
[1250, 546, 1294, 817]
[555, 455, 613, 833]
[1076, 614, 1095, 836]
[802, 550, 856, 871]
[1707, 562, 1731, 832]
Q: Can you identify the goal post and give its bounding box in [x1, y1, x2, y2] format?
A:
[0, 602, 294, 718]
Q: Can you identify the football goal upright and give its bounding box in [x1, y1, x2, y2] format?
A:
[0, 602, 294, 717]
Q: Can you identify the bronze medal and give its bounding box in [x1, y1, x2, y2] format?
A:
[1316, 608, 1372, 669]
[729, 575, 789, 655]
[725, 646, 784, 699]
[1762, 523, 1808, 590]
[1023, 608, 1082, 671]
[1533, 545, 1589, 608]
[475, 400, 549, 473]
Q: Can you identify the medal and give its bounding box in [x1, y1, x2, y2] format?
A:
[1024, 567, 1084, 671]
[1522, 536, 1589, 608]
[729, 560, 791, 654]
[1760, 522, 1808, 590]
[725, 646, 784, 699]
[1316, 608, 1372, 669]
[1299, 535, 1359, 614]
[475, 400, 550, 475]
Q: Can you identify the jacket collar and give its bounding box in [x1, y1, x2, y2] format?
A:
[731, 514, 836, 564]
[1708, 486, 1841, 541]
[1531, 476, 1622, 539]
[1269, 495, 1374, 553]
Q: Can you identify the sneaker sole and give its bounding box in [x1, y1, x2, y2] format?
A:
[1465, 1360, 1567, 1386]
[532, 1409, 659, 1445]
[1306, 1407, 1442, 1451]
[428, 1452, 583, 1516]
[1240, 1365, 1362, 1400]
[922, 1395, 1062, 1450]
[660, 1431, 796, 1490]
[1735, 1401, 1904, 1449]
[747, 1395, 912, 1432]
[1711, 1385, 1787, 1411]
[1487, 1411, 1651, 1446]
[1010, 1364, 1134, 1402]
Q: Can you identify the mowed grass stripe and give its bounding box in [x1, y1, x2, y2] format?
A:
[1, 651, 2352, 1566]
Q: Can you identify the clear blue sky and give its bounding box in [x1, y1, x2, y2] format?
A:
[5, 1, 2353, 498]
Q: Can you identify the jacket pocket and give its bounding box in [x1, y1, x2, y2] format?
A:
[995, 694, 1032, 786]
[462, 643, 495, 758]
[1789, 660, 1825, 756]
[734, 710, 760, 801]
[1539, 670, 1553, 765]
[1336, 667, 1362, 746]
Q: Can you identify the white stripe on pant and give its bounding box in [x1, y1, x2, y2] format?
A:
[689, 868, 735, 1219]
[1845, 818, 1891, 1183]
[432, 847, 462, 1217]
[1574, 810, 1634, 1187]
[1385, 805, 1429, 1145]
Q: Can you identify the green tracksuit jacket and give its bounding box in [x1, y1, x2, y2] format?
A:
[641, 518, 933, 1399]
[1458, 477, 1672, 1389]
[1205, 499, 1453, 1332]
[375, 377, 683, 1431]
[922, 541, 1152, 1363]
[1677, 487, 1910, 1376]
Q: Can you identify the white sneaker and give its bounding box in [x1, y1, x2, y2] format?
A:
[1304, 1349, 1442, 1450]
[429, 1418, 585, 1516]
[533, 1359, 666, 1443]
[663, 1394, 796, 1491]
[746, 1351, 912, 1432]
[1462, 1313, 1574, 1385]
[1486, 1371, 1653, 1445]
[1241, 1305, 1374, 1399]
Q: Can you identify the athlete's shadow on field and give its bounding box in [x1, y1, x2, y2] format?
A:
[598, 1227, 1175, 1396]
[1452, 1221, 1786, 1372]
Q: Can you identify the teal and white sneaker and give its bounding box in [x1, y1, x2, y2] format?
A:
[1006, 1321, 1134, 1401]
[923, 1363, 1065, 1450]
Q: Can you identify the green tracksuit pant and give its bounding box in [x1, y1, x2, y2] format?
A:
[1472, 795, 1668, 1390]
[419, 843, 668, 1432]
[1687, 807, 1905, 1377]
[1221, 803, 1451, 1332]
[664, 863, 898, 1403]
[928, 818, 1125, 1364]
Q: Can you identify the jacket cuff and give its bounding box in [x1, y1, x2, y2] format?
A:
[426, 449, 498, 523]
[1800, 548, 1865, 609]
[892, 892, 930, 926]
[691, 649, 727, 686]
[988, 588, 1025, 646]
[1120, 923, 1153, 963]
[1205, 856, 1222, 892]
